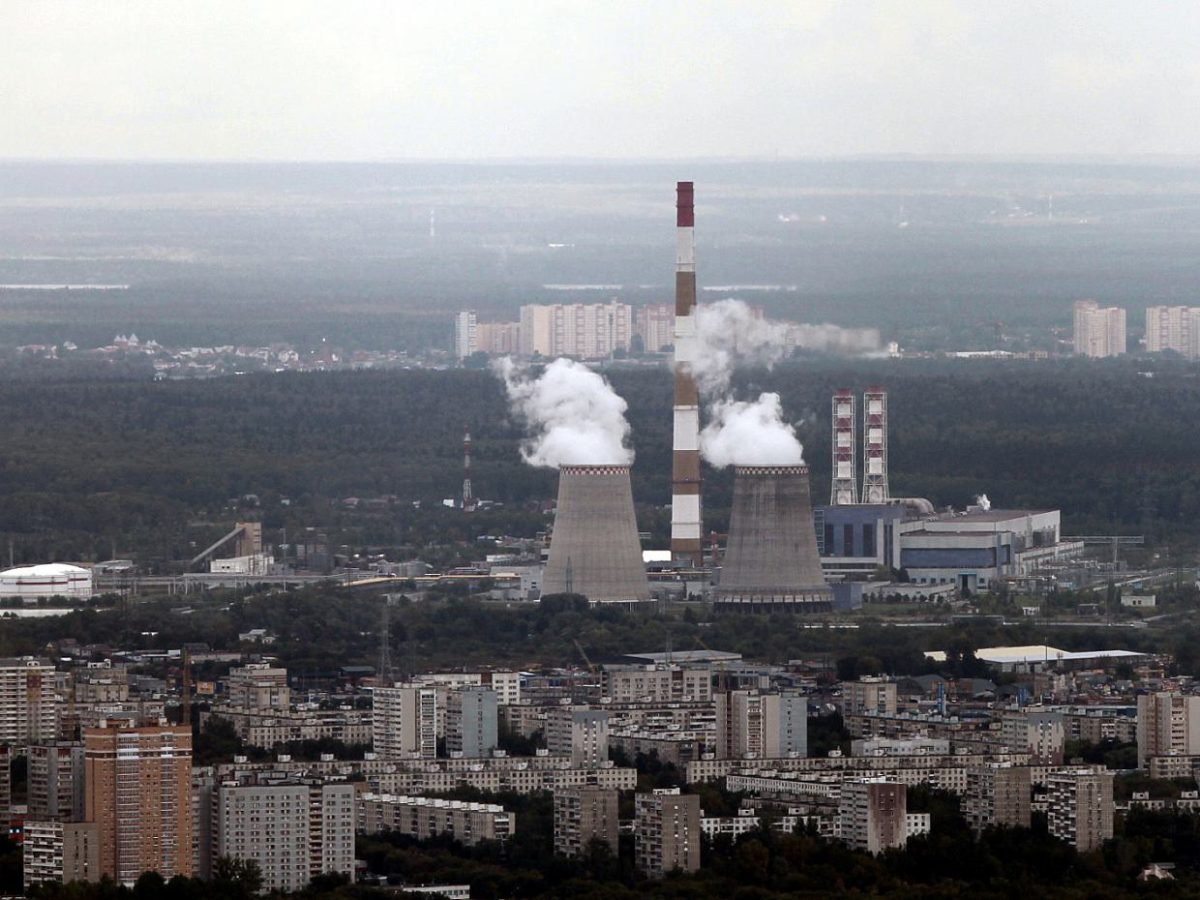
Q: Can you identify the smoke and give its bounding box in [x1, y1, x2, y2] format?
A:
[691, 299, 803, 467]
[700, 393, 804, 468]
[495, 357, 634, 468]
[974, 493, 992, 511]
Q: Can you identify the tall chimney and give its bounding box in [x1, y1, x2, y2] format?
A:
[831, 389, 856, 505]
[671, 181, 702, 565]
[542, 465, 651, 605]
[861, 387, 889, 503]
[715, 465, 832, 611]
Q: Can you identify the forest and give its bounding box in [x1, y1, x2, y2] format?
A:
[0, 355, 1198, 569]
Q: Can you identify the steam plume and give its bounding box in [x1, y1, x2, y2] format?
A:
[700, 393, 804, 468]
[495, 357, 634, 468]
[974, 493, 992, 511]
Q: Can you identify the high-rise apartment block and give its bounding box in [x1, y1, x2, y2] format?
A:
[212, 778, 356, 893]
[454, 310, 478, 360]
[999, 710, 1065, 765]
[841, 677, 897, 718]
[476, 322, 520, 355]
[1137, 691, 1200, 769]
[22, 821, 99, 892]
[964, 764, 1032, 834]
[715, 690, 806, 759]
[1072, 300, 1126, 357]
[28, 742, 85, 822]
[0, 657, 58, 744]
[446, 687, 498, 758]
[602, 666, 712, 703]
[372, 685, 437, 759]
[84, 720, 193, 885]
[224, 663, 290, 711]
[545, 706, 609, 766]
[635, 304, 674, 353]
[635, 789, 701, 878]
[1145, 306, 1200, 358]
[518, 302, 633, 359]
[838, 777, 910, 855]
[1047, 767, 1114, 851]
[553, 786, 619, 858]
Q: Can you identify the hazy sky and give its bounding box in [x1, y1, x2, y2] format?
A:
[4, 1, 1199, 161]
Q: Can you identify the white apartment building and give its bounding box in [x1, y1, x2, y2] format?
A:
[1137, 692, 1200, 769]
[635, 304, 675, 353]
[602, 666, 712, 703]
[1073, 300, 1126, 357]
[454, 310, 478, 360]
[445, 687, 498, 758]
[841, 677, 897, 719]
[213, 780, 356, 893]
[715, 690, 807, 760]
[518, 302, 634, 359]
[998, 710, 1065, 765]
[545, 706, 609, 766]
[0, 657, 57, 744]
[1145, 306, 1200, 357]
[372, 685, 437, 759]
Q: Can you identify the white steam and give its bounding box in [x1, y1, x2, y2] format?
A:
[692, 299, 803, 467]
[495, 357, 634, 468]
[699, 394, 804, 468]
[974, 493, 992, 511]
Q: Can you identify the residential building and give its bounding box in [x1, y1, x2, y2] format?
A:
[842, 677, 897, 718]
[635, 304, 674, 353]
[454, 310, 478, 360]
[22, 821, 99, 892]
[545, 706, 609, 766]
[1145, 306, 1200, 358]
[28, 742, 85, 822]
[716, 690, 807, 759]
[84, 720, 193, 885]
[1047, 767, 1114, 851]
[476, 322, 520, 356]
[518, 302, 634, 358]
[998, 710, 1065, 764]
[554, 786, 619, 858]
[358, 794, 514, 846]
[964, 764, 1032, 834]
[838, 777, 910, 854]
[0, 657, 57, 744]
[224, 663, 290, 712]
[1137, 692, 1200, 769]
[213, 778, 356, 893]
[1073, 300, 1126, 357]
[373, 685, 437, 759]
[635, 788, 701, 878]
[446, 687, 498, 758]
[602, 666, 712, 703]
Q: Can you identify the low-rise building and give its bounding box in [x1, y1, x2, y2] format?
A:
[358, 794, 514, 846]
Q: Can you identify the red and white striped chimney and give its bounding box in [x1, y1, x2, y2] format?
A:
[671, 182, 702, 564]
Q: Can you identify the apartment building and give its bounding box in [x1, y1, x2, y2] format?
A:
[1137, 692, 1200, 769]
[224, 663, 290, 711]
[358, 794, 514, 846]
[963, 764, 1032, 834]
[715, 690, 807, 759]
[22, 821, 99, 892]
[84, 720, 193, 885]
[372, 685, 437, 759]
[634, 304, 675, 353]
[1047, 767, 1114, 852]
[454, 310, 478, 360]
[545, 706, 609, 766]
[1145, 306, 1200, 357]
[841, 677, 897, 719]
[602, 666, 712, 703]
[445, 687, 498, 758]
[518, 302, 633, 358]
[635, 788, 701, 878]
[212, 778, 356, 893]
[838, 777, 910, 854]
[27, 742, 85, 821]
[0, 657, 58, 744]
[553, 786, 619, 858]
[998, 710, 1065, 765]
[1073, 300, 1126, 357]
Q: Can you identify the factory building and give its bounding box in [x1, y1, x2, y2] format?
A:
[541, 465, 650, 605]
[0, 563, 93, 600]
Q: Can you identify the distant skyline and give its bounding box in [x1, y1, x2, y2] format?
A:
[4, 1, 1200, 162]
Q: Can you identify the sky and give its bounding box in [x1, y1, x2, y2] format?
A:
[4, 1, 1200, 161]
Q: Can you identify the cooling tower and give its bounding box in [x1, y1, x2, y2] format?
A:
[715, 465, 832, 611]
[542, 465, 651, 605]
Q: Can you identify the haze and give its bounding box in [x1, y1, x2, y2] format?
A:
[5, 0, 1200, 161]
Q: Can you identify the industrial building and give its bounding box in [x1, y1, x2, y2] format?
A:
[541, 465, 650, 605]
[715, 465, 832, 611]
[0, 563, 93, 600]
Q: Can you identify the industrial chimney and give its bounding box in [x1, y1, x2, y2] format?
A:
[671, 181, 703, 565]
[542, 465, 651, 605]
[715, 465, 832, 611]
[831, 389, 856, 505]
[861, 387, 889, 503]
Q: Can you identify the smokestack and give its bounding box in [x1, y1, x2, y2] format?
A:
[542, 465, 651, 605]
[715, 465, 832, 611]
[671, 181, 702, 565]
[861, 387, 889, 503]
[831, 389, 856, 505]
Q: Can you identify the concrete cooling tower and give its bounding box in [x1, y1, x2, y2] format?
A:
[542, 465, 651, 605]
[716, 465, 832, 611]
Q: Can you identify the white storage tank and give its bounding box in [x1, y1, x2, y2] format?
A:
[0, 563, 93, 600]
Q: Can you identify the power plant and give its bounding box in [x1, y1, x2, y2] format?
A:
[831, 389, 857, 504]
[714, 465, 832, 611]
[670, 181, 703, 566]
[861, 387, 889, 503]
[542, 464, 651, 605]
